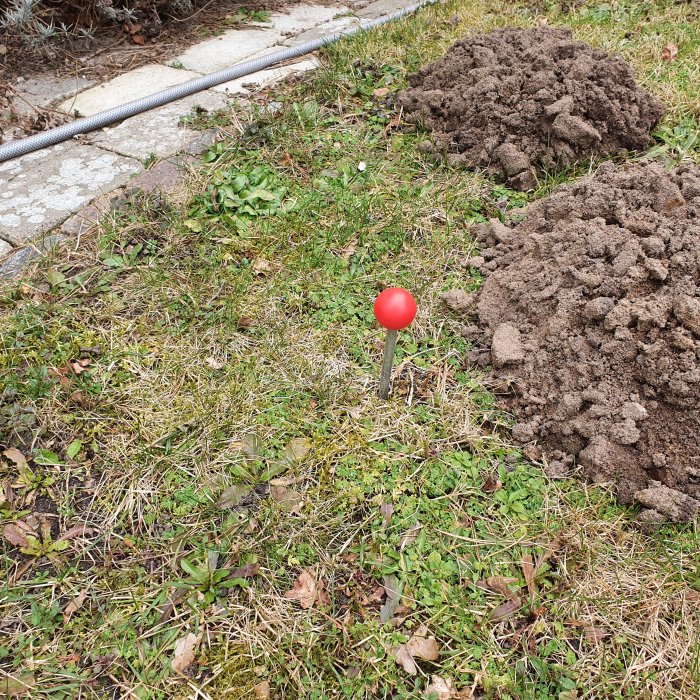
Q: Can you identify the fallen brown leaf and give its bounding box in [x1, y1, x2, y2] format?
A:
[431, 677, 473, 699]
[584, 625, 608, 643]
[490, 597, 522, 622]
[661, 43, 679, 61]
[380, 502, 394, 528]
[63, 590, 87, 623]
[270, 485, 304, 514]
[521, 553, 536, 601]
[171, 632, 201, 673]
[229, 562, 260, 579]
[252, 258, 272, 275]
[399, 521, 423, 551]
[385, 112, 402, 132]
[406, 624, 440, 661]
[284, 570, 318, 609]
[58, 524, 95, 542]
[205, 356, 225, 370]
[360, 584, 385, 606]
[3, 448, 28, 469]
[481, 474, 502, 493]
[69, 358, 91, 375]
[425, 675, 456, 700]
[0, 671, 35, 696]
[2, 520, 34, 547]
[392, 624, 440, 676]
[479, 576, 519, 599]
[379, 574, 401, 622]
[217, 484, 253, 509]
[393, 644, 418, 675]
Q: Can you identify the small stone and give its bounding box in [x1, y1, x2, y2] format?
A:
[491, 323, 525, 368]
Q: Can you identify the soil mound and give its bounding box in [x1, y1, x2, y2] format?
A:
[463, 160, 700, 523]
[399, 27, 664, 190]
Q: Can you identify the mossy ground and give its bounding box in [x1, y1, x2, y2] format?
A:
[1, 1, 699, 698]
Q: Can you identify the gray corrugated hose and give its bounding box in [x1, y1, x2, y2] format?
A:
[0, 1, 434, 163]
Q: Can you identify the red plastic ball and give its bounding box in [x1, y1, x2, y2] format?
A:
[374, 287, 417, 331]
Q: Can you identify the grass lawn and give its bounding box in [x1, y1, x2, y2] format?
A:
[1, 0, 699, 698]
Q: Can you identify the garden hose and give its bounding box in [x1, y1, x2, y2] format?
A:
[0, 0, 435, 163]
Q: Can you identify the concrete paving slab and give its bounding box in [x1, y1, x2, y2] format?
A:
[88, 90, 227, 160]
[0, 143, 138, 246]
[266, 4, 351, 35]
[355, 0, 416, 18]
[211, 58, 320, 96]
[282, 15, 359, 45]
[12, 74, 94, 117]
[57, 64, 201, 117]
[175, 28, 283, 74]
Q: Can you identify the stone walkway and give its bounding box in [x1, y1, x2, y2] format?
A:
[0, 0, 415, 279]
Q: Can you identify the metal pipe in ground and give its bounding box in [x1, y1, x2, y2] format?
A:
[0, 0, 435, 163]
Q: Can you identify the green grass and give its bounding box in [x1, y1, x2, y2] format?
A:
[1, 1, 699, 698]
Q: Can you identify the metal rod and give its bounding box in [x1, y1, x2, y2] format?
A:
[378, 329, 398, 400]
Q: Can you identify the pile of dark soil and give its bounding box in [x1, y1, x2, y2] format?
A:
[399, 27, 664, 190]
[459, 160, 700, 523]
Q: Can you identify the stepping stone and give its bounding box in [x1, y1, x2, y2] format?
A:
[57, 64, 201, 117]
[175, 28, 284, 74]
[282, 16, 359, 46]
[356, 0, 418, 18]
[88, 91, 227, 160]
[211, 58, 321, 96]
[266, 5, 351, 35]
[11, 74, 94, 116]
[0, 142, 138, 245]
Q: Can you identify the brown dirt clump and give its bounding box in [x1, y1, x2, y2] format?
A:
[460, 160, 700, 523]
[398, 27, 664, 191]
